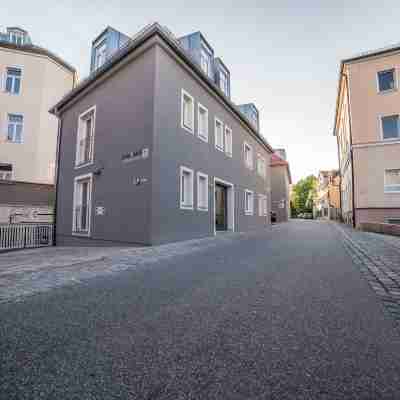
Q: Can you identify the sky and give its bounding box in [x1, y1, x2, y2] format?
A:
[4, 0, 400, 182]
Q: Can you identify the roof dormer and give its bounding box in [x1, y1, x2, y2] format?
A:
[7, 27, 29, 46]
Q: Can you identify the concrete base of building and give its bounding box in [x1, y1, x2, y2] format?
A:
[355, 208, 400, 227]
[56, 234, 148, 247]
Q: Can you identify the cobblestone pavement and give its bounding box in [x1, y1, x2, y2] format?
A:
[0, 232, 252, 304]
[334, 223, 400, 325]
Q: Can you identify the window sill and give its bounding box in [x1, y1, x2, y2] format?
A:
[198, 134, 208, 143]
[225, 152, 232, 158]
[181, 124, 194, 134]
[384, 190, 400, 194]
[378, 88, 397, 95]
[197, 207, 208, 212]
[245, 211, 253, 216]
[180, 204, 194, 210]
[72, 231, 90, 237]
[75, 161, 94, 169]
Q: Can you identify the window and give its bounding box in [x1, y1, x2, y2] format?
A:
[181, 89, 194, 133]
[245, 190, 254, 215]
[220, 70, 229, 96]
[259, 194, 268, 216]
[7, 114, 23, 143]
[200, 46, 212, 77]
[72, 174, 93, 235]
[377, 69, 396, 92]
[244, 142, 253, 169]
[76, 106, 96, 167]
[180, 166, 194, 210]
[9, 31, 25, 45]
[381, 115, 400, 140]
[5, 67, 22, 94]
[386, 218, 400, 225]
[224, 126, 232, 157]
[215, 118, 224, 151]
[197, 172, 209, 211]
[94, 40, 107, 70]
[0, 163, 12, 180]
[197, 103, 208, 142]
[257, 155, 266, 178]
[384, 169, 400, 193]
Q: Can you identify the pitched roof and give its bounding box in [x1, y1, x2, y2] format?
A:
[49, 22, 273, 153]
[270, 153, 292, 183]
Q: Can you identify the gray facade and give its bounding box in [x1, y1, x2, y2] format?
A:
[53, 25, 273, 246]
[271, 164, 291, 223]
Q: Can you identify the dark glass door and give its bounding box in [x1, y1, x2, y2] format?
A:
[215, 184, 227, 231]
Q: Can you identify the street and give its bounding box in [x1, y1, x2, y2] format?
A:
[1, 221, 400, 399]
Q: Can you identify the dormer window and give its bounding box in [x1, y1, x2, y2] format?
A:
[200, 45, 212, 78]
[219, 69, 229, 96]
[94, 39, 107, 70]
[8, 30, 25, 45]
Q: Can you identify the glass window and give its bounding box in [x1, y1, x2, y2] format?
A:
[200, 46, 211, 77]
[181, 90, 194, 133]
[224, 127, 232, 156]
[197, 172, 208, 211]
[9, 31, 25, 45]
[245, 190, 254, 215]
[7, 114, 23, 143]
[73, 176, 92, 234]
[76, 108, 95, 166]
[94, 40, 107, 70]
[381, 115, 399, 140]
[197, 104, 208, 142]
[385, 169, 400, 192]
[215, 119, 224, 151]
[378, 69, 395, 92]
[5, 67, 22, 94]
[257, 156, 266, 178]
[180, 166, 194, 209]
[220, 70, 229, 96]
[244, 142, 253, 169]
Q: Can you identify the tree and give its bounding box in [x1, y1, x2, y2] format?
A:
[291, 175, 317, 216]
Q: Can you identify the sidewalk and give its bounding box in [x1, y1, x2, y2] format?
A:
[334, 222, 400, 326]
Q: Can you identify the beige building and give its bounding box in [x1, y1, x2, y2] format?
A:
[0, 27, 76, 184]
[314, 170, 340, 220]
[334, 45, 400, 227]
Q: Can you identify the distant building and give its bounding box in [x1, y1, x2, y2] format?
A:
[334, 44, 400, 227]
[314, 170, 340, 220]
[0, 26, 76, 184]
[50, 23, 273, 246]
[270, 152, 291, 222]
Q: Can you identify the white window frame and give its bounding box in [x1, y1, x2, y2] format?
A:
[200, 45, 212, 78]
[224, 126, 232, 157]
[197, 103, 208, 142]
[9, 30, 25, 45]
[6, 113, 24, 143]
[243, 142, 253, 170]
[376, 68, 397, 93]
[257, 154, 266, 178]
[72, 173, 93, 237]
[93, 39, 107, 70]
[197, 172, 209, 212]
[180, 166, 194, 210]
[4, 66, 22, 94]
[75, 105, 96, 169]
[384, 169, 400, 193]
[181, 89, 194, 134]
[245, 189, 254, 215]
[380, 114, 400, 141]
[219, 69, 229, 96]
[215, 117, 224, 152]
[259, 194, 268, 216]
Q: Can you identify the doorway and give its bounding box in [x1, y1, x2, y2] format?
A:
[215, 183, 228, 231]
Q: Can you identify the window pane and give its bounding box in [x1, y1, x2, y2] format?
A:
[378, 70, 395, 91]
[382, 115, 399, 139]
[5, 77, 12, 92]
[15, 124, 22, 142]
[386, 169, 400, 186]
[7, 124, 14, 141]
[14, 78, 21, 94]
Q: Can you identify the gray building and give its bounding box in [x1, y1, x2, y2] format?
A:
[51, 23, 274, 246]
[270, 151, 291, 222]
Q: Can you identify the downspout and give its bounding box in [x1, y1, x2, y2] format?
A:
[343, 72, 356, 229]
[53, 114, 62, 246]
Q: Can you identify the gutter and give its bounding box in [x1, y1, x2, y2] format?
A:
[53, 118, 63, 246]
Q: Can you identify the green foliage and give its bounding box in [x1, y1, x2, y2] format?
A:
[291, 175, 317, 216]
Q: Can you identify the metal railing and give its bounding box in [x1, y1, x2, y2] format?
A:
[0, 223, 53, 251]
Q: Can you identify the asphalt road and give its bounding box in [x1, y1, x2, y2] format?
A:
[1, 221, 400, 399]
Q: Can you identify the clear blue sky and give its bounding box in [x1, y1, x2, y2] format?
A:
[4, 1, 400, 182]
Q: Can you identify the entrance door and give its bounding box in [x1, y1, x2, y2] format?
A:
[215, 184, 228, 231]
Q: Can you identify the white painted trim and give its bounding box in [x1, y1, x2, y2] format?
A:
[378, 113, 400, 141]
[197, 171, 209, 211]
[213, 177, 235, 235]
[384, 168, 400, 193]
[376, 68, 398, 94]
[72, 172, 93, 237]
[197, 102, 208, 143]
[244, 189, 254, 215]
[224, 125, 232, 157]
[75, 105, 96, 169]
[181, 89, 194, 134]
[179, 166, 194, 210]
[5, 112, 24, 143]
[243, 141, 253, 170]
[214, 117, 224, 151]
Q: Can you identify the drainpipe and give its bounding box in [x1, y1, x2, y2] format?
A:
[53, 115, 62, 246]
[343, 72, 356, 229]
